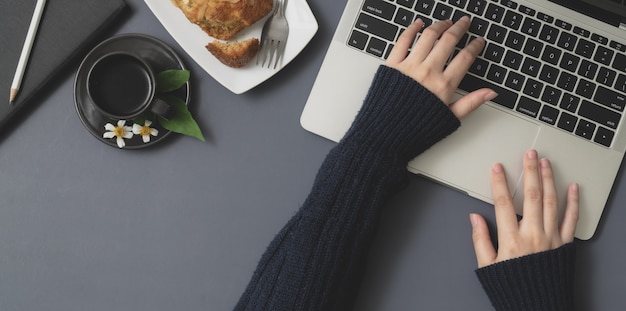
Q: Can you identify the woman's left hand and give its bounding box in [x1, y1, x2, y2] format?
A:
[385, 16, 496, 119]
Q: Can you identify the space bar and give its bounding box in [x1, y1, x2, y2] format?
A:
[458, 74, 518, 109]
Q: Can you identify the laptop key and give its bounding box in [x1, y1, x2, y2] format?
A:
[395, 8, 415, 27]
[557, 32, 577, 51]
[517, 96, 541, 117]
[523, 78, 543, 98]
[539, 64, 559, 84]
[612, 53, 626, 73]
[560, 93, 580, 112]
[366, 37, 387, 57]
[557, 112, 578, 132]
[348, 30, 369, 50]
[542, 45, 561, 65]
[459, 74, 518, 109]
[503, 10, 523, 30]
[505, 71, 525, 90]
[537, 12, 554, 23]
[523, 38, 543, 58]
[575, 39, 596, 58]
[579, 100, 620, 129]
[594, 46, 614, 65]
[355, 14, 398, 41]
[539, 105, 559, 125]
[485, 3, 506, 23]
[415, 0, 435, 15]
[557, 71, 577, 92]
[576, 79, 596, 99]
[573, 26, 591, 38]
[594, 127, 615, 147]
[485, 43, 505, 62]
[487, 24, 507, 43]
[594, 86, 626, 111]
[519, 5, 536, 16]
[503, 50, 523, 70]
[542, 85, 561, 105]
[559, 52, 580, 72]
[596, 67, 616, 87]
[449, 0, 468, 9]
[469, 58, 489, 76]
[521, 17, 541, 37]
[469, 17, 489, 36]
[521, 57, 541, 77]
[575, 120, 595, 140]
[578, 60, 598, 79]
[501, 0, 518, 9]
[505, 30, 525, 50]
[467, 0, 487, 15]
[432, 2, 453, 20]
[539, 24, 559, 44]
[396, 0, 416, 9]
[362, 0, 396, 20]
[555, 19, 572, 31]
[487, 64, 507, 84]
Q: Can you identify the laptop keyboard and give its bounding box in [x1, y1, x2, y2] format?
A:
[348, 0, 626, 147]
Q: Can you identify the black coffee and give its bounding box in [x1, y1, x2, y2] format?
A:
[89, 54, 152, 118]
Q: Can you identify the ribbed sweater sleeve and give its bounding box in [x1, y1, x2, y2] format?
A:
[476, 243, 576, 311]
[233, 65, 460, 311]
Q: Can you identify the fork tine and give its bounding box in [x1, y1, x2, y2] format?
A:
[272, 41, 284, 69]
[257, 0, 288, 69]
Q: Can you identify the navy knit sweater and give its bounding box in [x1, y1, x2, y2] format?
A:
[234, 66, 576, 311]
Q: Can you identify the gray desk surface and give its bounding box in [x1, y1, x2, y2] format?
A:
[1, 0, 625, 310]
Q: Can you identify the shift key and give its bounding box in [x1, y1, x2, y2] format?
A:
[458, 74, 518, 109]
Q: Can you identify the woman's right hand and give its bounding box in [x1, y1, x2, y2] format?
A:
[470, 149, 579, 268]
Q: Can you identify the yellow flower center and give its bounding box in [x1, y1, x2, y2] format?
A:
[139, 125, 152, 136]
[113, 126, 126, 137]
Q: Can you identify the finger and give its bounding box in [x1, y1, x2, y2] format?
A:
[444, 36, 486, 86]
[540, 158, 560, 235]
[410, 19, 453, 62]
[491, 162, 519, 236]
[425, 16, 472, 68]
[521, 149, 544, 229]
[560, 183, 580, 243]
[386, 19, 424, 65]
[470, 213, 497, 268]
[447, 88, 496, 119]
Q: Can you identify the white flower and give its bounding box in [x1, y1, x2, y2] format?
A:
[103, 120, 133, 148]
[132, 120, 159, 143]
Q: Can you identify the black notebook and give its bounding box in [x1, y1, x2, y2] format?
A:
[0, 0, 128, 131]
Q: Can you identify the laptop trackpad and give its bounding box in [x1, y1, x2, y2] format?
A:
[407, 104, 540, 203]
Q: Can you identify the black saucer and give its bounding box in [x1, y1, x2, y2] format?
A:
[74, 33, 189, 149]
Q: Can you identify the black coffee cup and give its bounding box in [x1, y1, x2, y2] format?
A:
[87, 52, 173, 120]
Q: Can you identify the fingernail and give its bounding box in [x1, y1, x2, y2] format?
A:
[526, 149, 537, 159]
[484, 90, 498, 102]
[540, 158, 551, 168]
[571, 183, 579, 192]
[469, 213, 478, 227]
[459, 15, 470, 23]
[492, 162, 503, 173]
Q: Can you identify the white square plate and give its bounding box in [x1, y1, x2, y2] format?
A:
[144, 0, 318, 94]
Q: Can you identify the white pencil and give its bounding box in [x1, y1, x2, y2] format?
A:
[9, 0, 47, 104]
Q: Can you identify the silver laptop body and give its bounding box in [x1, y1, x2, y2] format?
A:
[301, 0, 626, 240]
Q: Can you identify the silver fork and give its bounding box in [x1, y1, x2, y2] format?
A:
[257, 0, 289, 69]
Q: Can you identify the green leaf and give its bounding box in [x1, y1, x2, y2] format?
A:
[158, 94, 205, 142]
[157, 69, 190, 93]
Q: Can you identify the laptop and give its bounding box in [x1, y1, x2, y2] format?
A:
[301, 0, 626, 240]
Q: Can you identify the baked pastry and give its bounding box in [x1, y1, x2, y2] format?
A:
[171, 0, 273, 40]
[206, 38, 260, 68]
